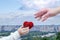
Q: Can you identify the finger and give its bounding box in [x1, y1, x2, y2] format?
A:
[23, 30, 29, 33]
[41, 17, 48, 22]
[24, 31, 29, 34]
[35, 11, 48, 21]
[22, 28, 29, 31]
[34, 13, 41, 18]
[22, 27, 29, 30]
[22, 29, 29, 34]
[34, 9, 47, 16]
[41, 14, 49, 22]
[34, 9, 48, 18]
[34, 11, 44, 18]
[36, 17, 41, 21]
[25, 27, 29, 29]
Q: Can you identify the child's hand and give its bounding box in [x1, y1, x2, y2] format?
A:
[35, 8, 59, 21]
[18, 26, 29, 36]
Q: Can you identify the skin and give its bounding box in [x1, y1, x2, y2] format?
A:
[18, 26, 29, 36]
[17, 7, 60, 35]
[35, 7, 60, 22]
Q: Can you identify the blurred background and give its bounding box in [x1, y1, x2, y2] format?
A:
[0, 0, 60, 40]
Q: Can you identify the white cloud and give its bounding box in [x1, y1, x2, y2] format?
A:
[0, 0, 60, 25]
[19, 0, 59, 10]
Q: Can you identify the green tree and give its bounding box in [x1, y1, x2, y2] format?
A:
[42, 37, 49, 40]
[56, 32, 60, 40]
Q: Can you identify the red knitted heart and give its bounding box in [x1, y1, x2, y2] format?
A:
[23, 21, 34, 29]
[23, 21, 29, 27]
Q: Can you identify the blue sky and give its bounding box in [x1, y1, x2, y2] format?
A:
[0, 0, 20, 13]
[0, 0, 60, 25]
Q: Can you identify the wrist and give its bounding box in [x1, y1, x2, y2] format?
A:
[55, 7, 60, 14]
[18, 30, 22, 36]
[18, 29, 23, 36]
[13, 31, 21, 39]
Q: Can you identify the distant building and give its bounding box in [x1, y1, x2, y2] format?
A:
[0, 25, 60, 32]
